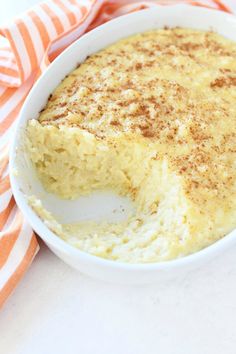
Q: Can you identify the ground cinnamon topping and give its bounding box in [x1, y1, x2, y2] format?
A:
[210, 76, 236, 88]
[38, 28, 236, 207]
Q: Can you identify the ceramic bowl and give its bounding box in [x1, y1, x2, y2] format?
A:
[10, 5, 236, 284]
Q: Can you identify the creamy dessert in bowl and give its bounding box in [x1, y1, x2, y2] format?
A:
[24, 27, 236, 264]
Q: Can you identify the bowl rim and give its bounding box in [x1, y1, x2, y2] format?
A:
[9, 4, 236, 271]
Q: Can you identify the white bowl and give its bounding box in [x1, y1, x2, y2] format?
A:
[10, 5, 236, 284]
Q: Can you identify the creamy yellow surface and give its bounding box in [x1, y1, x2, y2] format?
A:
[26, 28, 236, 263]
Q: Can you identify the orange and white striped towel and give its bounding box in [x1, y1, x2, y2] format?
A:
[0, 0, 233, 307]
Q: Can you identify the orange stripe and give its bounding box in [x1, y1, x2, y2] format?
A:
[189, 0, 231, 12]
[68, 0, 81, 6]
[69, 0, 89, 15]
[49, 45, 66, 61]
[16, 19, 38, 73]
[0, 175, 10, 194]
[99, 3, 124, 16]
[0, 156, 8, 177]
[28, 10, 51, 50]
[0, 66, 18, 78]
[2, 29, 25, 83]
[190, 1, 217, 8]
[80, 5, 89, 17]
[213, 0, 232, 12]
[0, 197, 15, 230]
[0, 87, 15, 106]
[41, 3, 64, 35]
[0, 235, 38, 308]
[54, 0, 77, 26]
[0, 95, 27, 135]
[0, 210, 22, 268]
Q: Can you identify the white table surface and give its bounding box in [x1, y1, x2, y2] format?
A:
[1, 1, 236, 353]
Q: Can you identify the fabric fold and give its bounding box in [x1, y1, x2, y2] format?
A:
[0, 0, 102, 87]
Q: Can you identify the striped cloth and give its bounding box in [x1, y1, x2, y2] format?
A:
[0, 0, 233, 307]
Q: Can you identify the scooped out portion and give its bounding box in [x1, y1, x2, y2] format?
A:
[25, 28, 236, 263]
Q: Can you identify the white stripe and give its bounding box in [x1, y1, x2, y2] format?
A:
[40, 57, 49, 72]
[0, 74, 20, 86]
[0, 217, 34, 290]
[0, 50, 13, 58]
[36, 6, 58, 40]
[0, 59, 18, 70]
[23, 15, 45, 64]
[0, 77, 32, 122]
[0, 189, 12, 214]
[1, 161, 9, 179]
[0, 37, 9, 47]
[60, 0, 82, 20]
[74, 0, 91, 6]
[8, 25, 31, 81]
[0, 122, 15, 150]
[1, 205, 17, 233]
[0, 144, 8, 157]
[225, 0, 236, 11]
[48, 1, 70, 30]
[49, 0, 102, 54]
